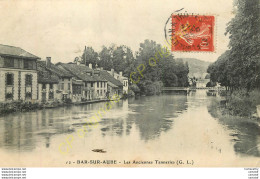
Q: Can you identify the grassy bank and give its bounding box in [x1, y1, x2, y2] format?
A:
[223, 89, 260, 117]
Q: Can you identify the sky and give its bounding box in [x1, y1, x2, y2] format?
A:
[0, 0, 234, 63]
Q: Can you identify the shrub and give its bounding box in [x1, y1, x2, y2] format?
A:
[0, 101, 40, 115]
[225, 89, 260, 117]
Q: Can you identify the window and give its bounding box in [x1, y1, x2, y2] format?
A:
[97, 90, 99, 96]
[91, 82, 93, 87]
[50, 84, 53, 89]
[25, 92, 32, 99]
[68, 83, 71, 90]
[25, 74, 32, 86]
[73, 85, 81, 95]
[24, 60, 33, 69]
[6, 93, 13, 100]
[101, 82, 102, 88]
[97, 82, 99, 88]
[61, 83, 64, 90]
[49, 91, 54, 100]
[4, 58, 14, 68]
[42, 84, 46, 89]
[6, 73, 14, 86]
[100, 91, 102, 96]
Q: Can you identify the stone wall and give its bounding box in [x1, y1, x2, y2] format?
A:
[0, 69, 37, 102]
[20, 71, 38, 100]
[38, 83, 59, 102]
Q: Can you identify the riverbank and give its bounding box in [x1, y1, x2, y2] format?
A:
[0, 98, 120, 117]
[222, 89, 260, 118]
[208, 97, 260, 158]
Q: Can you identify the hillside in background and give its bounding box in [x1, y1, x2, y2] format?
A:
[176, 58, 211, 78]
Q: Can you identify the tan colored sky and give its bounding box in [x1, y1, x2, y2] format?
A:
[0, 0, 234, 63]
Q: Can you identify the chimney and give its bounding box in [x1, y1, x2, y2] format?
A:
[46, 57, 51, 68]
[89, 63, 92, 69]
[111, 69, 114, 77]
[119, 71, 122, 76]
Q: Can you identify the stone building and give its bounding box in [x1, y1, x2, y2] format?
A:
[0, 44, 39, 102]
[56, 63, 108, 100]
[37, 61, 59, 102]
[42, 57, 73, 101]
[99, 70, 123, 97]
[108, 69, 129, 94]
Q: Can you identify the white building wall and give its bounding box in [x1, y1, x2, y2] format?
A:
[12, 71, 19, 100]
[20, 71, 37, 101]
[94, 81, 107, 99]
[58, 77, 72, 99]
[38, 84, 42, 101]
[38, 83, 59, 103]
[53, 84, 58, 100]
[31, 72, 38, 101]
[46, 84, 50, 101]
[0, 69, 37, 102]
[0, 70, 6, 102]
[123, 79, 128, 94]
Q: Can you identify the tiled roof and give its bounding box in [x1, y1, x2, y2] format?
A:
[47, 63, 73, 78]
[100, 70, 123, 87]
[0, 44, 39, 59]
[37, 61, 59, 84]
[57, 63, 107, 82]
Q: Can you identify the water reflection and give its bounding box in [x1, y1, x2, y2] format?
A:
[0, 92, 259, 163]
[207, 99, 260, 157]
[126, 95, 187, 141]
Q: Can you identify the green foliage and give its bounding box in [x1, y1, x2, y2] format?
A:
[98, 46, 113, 70]
[137, 80, 163, 96]
[207, 0, 260, 91]
[112, 45, 135, 74]
[0, 101, 41, 115]
[206, 81, 216, 87]
[135, 40, 189, 95]
[130, 83, 140, 94]
[81, 46, 99, 68]
[225, 89, 260, 116]
[78, 40, 189, 96]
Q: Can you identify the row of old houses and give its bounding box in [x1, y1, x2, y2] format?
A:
[0, 44, 128, 103]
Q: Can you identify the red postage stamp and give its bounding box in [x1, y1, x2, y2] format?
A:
[171, 15, 215, 52]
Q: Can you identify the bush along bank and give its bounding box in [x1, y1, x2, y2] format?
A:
[0, 99, 74, 116]
[0, 101, 42, 116]
[221, 89, 260, 118]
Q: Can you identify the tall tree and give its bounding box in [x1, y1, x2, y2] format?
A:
[81, 46, 99, 68]
[98, 46, 113, 70]
[135, 39, 189, 95]
[112, 45, 135, 74]
[208, 0, 260, 91]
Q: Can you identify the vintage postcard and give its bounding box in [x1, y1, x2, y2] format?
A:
[0, 0, 259, 168]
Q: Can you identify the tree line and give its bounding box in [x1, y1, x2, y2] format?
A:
[207, 0, 260, 92]
[75, 40, 189, 95]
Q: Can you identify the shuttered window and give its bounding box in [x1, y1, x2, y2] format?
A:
[6, 73, 14, 86]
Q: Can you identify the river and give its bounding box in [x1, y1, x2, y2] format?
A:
[0, 90, 259, 167]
